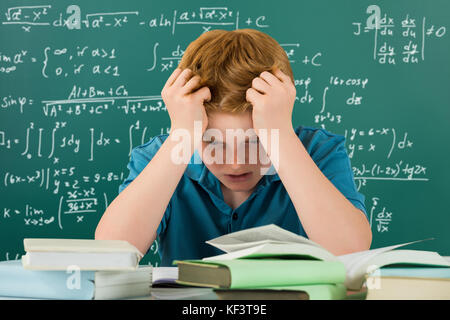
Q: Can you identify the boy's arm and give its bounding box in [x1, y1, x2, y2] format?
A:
[247, 67, 371, 256]
[95, 134, 192, 254]
[95, 67, 211, 255]
[272, 130, 372, 256]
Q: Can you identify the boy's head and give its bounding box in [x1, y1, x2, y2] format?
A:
[178, 29, 293, 193]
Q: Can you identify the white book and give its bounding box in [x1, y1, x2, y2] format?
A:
[203, 224, 450, 290]
[95, 266, 152, 287]
[21, 238, 144, 271]
[93, 265, 153, 299]
[94, 282, 152, 300]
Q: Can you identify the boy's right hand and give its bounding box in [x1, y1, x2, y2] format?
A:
[161, 68, 211, 134]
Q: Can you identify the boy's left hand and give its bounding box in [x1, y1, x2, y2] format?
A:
[246, 67, 296, 136]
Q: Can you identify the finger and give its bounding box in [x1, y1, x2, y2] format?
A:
[260, 68, 283, 85]
[246, 87, 261, 104]
[194, 86, 211, 102]
[252, 77, 271, 94]
[173, 68, 194, 88]
[272, 67, 290, 83]
[164, 68, 183, 89]
[182, 75, 202, 95]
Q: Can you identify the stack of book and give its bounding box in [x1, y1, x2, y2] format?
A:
[174, 224, 450, 300]
[0, 238, 152, 300]
[364, 264, 450, 299]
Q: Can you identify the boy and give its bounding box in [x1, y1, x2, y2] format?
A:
[95, 29, 372, 266]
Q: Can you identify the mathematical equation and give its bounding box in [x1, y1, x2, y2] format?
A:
[1, 2, 447, 263]
[0, 41, 315, 76]
[1, 5, 269, 33]
[344, 127, 414, 159]
[0, 119, 167, 161]
[353, 161, 428, 190]
[42, 86, 168, 116]
[2, 166, 123, 229]
[369, 196, 393, 233]
[352, 5, 446, 64]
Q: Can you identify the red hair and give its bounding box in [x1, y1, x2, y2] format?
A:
[178, 29, 294, 113]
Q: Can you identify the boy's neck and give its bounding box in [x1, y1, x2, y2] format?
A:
[220, 183, 254, 210]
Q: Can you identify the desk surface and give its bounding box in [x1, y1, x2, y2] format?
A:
[0, 287, 367, 300]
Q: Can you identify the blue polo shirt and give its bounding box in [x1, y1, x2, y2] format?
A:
[118, 125, 368, 266]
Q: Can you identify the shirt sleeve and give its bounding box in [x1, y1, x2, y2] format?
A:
[118, 135, 171, 243]
[307, 129, 368, 220]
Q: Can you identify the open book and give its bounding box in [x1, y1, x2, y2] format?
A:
[202, 224, 450, 290]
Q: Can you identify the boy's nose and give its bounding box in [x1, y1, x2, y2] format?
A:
[229, 161, 243, 170]
[231, 145, 247, 165]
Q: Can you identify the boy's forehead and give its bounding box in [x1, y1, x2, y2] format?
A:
[203, 111, 258, 142]
[202, 128, 258, 142]
[206, 110, 253, 131]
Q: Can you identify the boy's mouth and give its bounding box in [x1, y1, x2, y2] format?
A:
[224, 172, 252, 182]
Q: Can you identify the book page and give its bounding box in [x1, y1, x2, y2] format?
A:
[152, 267, 178, 283]
[345, 249, 450, 290]
[337, 239, 434, 271]
[206, 224, 324, 253]
[203, 243, 337, 261]
[338, 239, 439, 290]
[337, 242, 419, 270]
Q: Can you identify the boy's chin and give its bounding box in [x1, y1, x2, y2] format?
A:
[220, 179, 259, 193]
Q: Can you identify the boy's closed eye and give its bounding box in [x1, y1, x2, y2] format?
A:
[204, 138, 259, 146]
[205, 139, 225, 146]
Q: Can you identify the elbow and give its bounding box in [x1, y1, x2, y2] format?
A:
[360, 213, 373, 251]
[351, 233, 371, 254]
[337, 237, 371, 256]
[94, 209, 153, 256]
[338, 213, 372, 255]
[94, 209, 110, 240]
[365, 223, 373, 250]
[94, 220, 106, 240]
[350, 215, 373, 254]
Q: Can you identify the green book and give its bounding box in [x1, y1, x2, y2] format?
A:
[174, 259, 346, 289]
[214, 283, 347, 300]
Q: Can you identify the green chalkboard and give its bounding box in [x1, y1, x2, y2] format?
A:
[1, 0, 449, 266]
